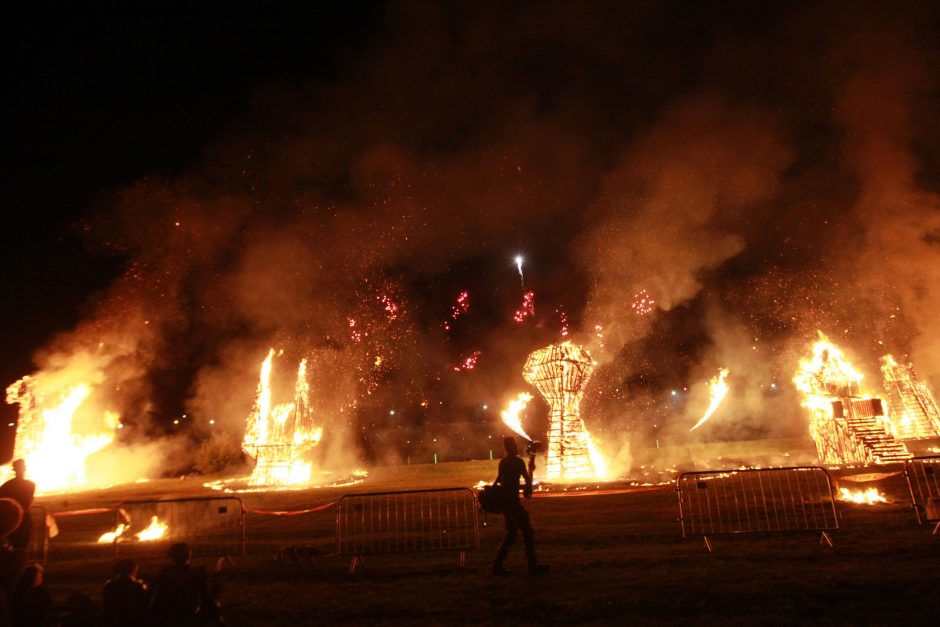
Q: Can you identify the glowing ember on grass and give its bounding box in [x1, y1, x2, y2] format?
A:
[97, 515, 168, 543]
[838, 487, 888, 505]
[5, 376, 119, 493]
[523, 342, 606, 481]
[241, 350, 323, 486]
[690, 368, 730, 432]
[794, 333, 911, 465]
[500, 393, 534, 441]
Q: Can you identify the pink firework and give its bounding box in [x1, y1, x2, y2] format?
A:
[444, 290, 470, 331]
[453, 350, 482, 372]
[632, 289, 655, 316]
[348, 318, 363, 343]
[513, 291, 536, 323]
[379, 294, 399, 321]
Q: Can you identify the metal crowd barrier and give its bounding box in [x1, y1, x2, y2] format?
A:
[677, 466, 839, 551]
[903, 455, 940, 535]
[112, 497, 245, 560]
[336, 488, 480, 573]
[27, 506, 48, 564]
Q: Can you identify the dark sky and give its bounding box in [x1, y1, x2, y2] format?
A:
[4, 2, 940, 463]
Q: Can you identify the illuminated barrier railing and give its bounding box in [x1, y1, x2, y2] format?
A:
[27, 506, 48, 564]
[112, 497, 245, 560]
[677, 466, 839, 551]
[336, 488, 480, 573]
[903, 455, 940, 535]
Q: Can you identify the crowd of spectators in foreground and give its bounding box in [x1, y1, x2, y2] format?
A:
[2, 542, 225, 627]
[0, 459, 224, 626]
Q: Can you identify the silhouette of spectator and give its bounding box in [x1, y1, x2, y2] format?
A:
[0, 461, 35, 561]
[103, 558, 151, 627]
[11, 563, 52, 627]
[151, 543, 223, 626]
[491, 436, 549, 576]
[58, 593, 95, 627]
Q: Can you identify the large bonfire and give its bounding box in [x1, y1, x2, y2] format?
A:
[793, 333, 911, 465]
[522, 342, 606, 482]
[240, 349, 323, 486]
[5, 374, 119, 493]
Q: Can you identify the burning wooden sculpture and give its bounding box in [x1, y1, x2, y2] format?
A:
[880, 355, 940, 440]
[241, 350, 323, 486]
[523, 342, 606, 481]
[794, 335, 911, 465]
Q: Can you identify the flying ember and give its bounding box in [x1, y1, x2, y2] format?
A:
[793, 333, 911, 465]
[453, 350, 482, 373]
[241, 349, 324, 486]
[523, 342, 606, 481]
[689, 368, 730, 432]
[500, 392, 534, 441]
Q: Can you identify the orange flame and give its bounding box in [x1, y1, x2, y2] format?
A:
[500, 393, 533, 441]
[97, 515, 169, 543]
[838, 487, 887, 505]
[5, 376, 119, 493]
[689, 368, 730, 432]
[241, 350, 323, 486]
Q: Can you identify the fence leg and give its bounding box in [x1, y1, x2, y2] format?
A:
[819, 531, 834, 548]
[703, 536, 713, 553]
[349, 555, 363, 574]
[458, 551, 466, 567]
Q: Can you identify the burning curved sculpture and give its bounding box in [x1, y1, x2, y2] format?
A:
[523, 342, 606, 481]
[241, 350, 323, 486]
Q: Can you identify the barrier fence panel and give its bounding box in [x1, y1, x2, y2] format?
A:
[27, 506, 48, 564]
[677, 466, 839, 551]
[113, 497, 245, 560]
[904, 455, 940, 534]
[336, 488, 480, 572]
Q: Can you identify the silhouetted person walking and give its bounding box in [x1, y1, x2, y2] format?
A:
[492, 437, 548, 576]
[103, 558, 151, 627]
[151, 543, 223, 626]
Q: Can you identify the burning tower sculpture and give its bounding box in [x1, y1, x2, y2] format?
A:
[523, 342, 606, 481]
[880, 355, 940, 440]
[241, 349, 323, 486]
[794, 335, 911, 465]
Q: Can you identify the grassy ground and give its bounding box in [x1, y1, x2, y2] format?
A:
[37, 460, 939, 626]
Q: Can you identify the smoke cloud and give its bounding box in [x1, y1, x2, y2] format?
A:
[10, 1, 940, 480]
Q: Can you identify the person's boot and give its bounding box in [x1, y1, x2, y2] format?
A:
[491, 564, 512, 576]
[528, 564, 550, 576]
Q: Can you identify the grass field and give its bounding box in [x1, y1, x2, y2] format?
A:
[36, 460, 939, 626]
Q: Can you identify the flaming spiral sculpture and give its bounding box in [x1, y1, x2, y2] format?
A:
[523, 342, 606, 481]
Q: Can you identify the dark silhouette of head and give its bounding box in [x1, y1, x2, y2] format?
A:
[11, 459, 26, 478]
[503, 436, 518, 457]
[168, 542, 191, 566]
[113, 558, 138, 577]
[16, 563, 43, 594]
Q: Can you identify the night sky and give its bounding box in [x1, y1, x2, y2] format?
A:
[5, 2, 940, 468]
